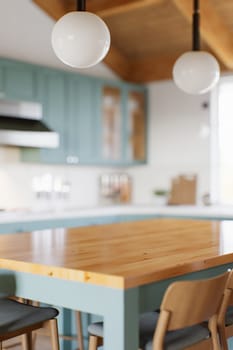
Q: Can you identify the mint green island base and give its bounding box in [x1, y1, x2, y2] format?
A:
[0, 212, 233, 349]
[0, 263, 232, 350]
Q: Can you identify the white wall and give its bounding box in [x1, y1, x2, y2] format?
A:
[0, 150, 119, 210]
[127, 80, 211, 205]
[0, 0, 118, 80]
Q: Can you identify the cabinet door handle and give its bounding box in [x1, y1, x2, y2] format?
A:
[66, 156, 79, 164]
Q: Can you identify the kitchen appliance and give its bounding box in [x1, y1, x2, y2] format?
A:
[0, 99, 59, 148]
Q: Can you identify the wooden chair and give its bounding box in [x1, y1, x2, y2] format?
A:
[27, 303, 84, 350]
[0, 297, 60, 350]
[218, 270, 233, 350]
[88, 272, 229, 350]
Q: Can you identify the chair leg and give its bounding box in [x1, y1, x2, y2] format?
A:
[0, 341, 2, 350]
[218, 324, 228, 350]
[209, 316, 221, 350]
[21, 332, 33, 350]
[88, 335, 103, 350]
[75, 311, 84, 350]
[48, 319, 60, 350]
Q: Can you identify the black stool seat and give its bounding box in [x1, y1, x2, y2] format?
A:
[88, 312, 209, 350]
[0, 298, 58, 338]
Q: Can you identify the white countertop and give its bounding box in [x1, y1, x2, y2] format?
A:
[0, 204, 233, 224]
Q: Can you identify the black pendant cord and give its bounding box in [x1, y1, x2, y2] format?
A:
[77, 0, 86, 11]
[192, 0, 200, 51]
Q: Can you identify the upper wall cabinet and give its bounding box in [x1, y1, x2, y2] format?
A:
[65, 75, 99, 165]
[39, 69, 67, 164]
[0, 67, 4, 98]
[21, 69, 67, 164]
[98, 84, 123, 164]
[97, 81, 147, 165]
[0, 59, 38, 102]
[22, 70, 100, 165]
[0, 58, 147, 166]
[126, 88, 147, 163]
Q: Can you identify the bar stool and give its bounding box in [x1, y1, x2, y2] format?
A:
[27, 302, 84, 350]
[0, 297, 60, 350]
[75, 311, 84, 350]
[88, 271, 229, 350]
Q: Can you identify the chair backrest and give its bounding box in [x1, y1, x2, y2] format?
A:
[224, 270, 233, 305]
[218, 270, 233, 325]
[159, 272, 229, 331]
[0, 274, 16, 297]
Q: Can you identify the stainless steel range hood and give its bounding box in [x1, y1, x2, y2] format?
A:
[0, 99, 59, 148]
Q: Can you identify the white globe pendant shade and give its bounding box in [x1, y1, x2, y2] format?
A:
[173, 51, 220, 94]
[51, 11, 111, 68]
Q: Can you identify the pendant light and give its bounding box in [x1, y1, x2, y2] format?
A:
[173, 0, 220, 95]
[51, 0, 111, 69]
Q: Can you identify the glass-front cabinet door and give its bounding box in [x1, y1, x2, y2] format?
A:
[99, 83, 147, 165]
[127, 90, 146, 163]
[101, 86, 122, 162]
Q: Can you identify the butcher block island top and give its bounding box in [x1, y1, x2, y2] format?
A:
[0, 218, 232, 289]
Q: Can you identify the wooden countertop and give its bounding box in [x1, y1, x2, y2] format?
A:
[0, 218, 232, 289]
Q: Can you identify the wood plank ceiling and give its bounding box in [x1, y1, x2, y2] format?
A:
[33, 0, 233, 83]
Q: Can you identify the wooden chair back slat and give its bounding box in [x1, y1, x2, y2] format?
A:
[160, 272, 229, 330]
[217, 270, 233, 350]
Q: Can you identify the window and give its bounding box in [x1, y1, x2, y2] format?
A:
[211, 77, 233, 204]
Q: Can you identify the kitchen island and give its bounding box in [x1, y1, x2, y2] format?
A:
[0, 218, 233, 350]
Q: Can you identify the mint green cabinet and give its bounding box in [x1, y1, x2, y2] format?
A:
[0, 59, 38, 102]
[21, 69, 67, 164]
[95, 81, 123, 165]
[0, 67, 4, 98]
[22, 72, 100, 165]
[39, 70, 67, 163]
[65, 75, 98, 164]
[0, 58, 147, 166]
[95, 81, 147, 165]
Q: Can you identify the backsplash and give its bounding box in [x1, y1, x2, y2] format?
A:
[0, 158, 118, 211]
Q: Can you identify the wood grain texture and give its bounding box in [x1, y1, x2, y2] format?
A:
[172, 0, 233, 69]
[95, 0, 163, 18]
[32, 0, 233, 81]
[0, 219, 232, 289]
[32, 0, 68, 20]
[66, 0, 163, 17]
